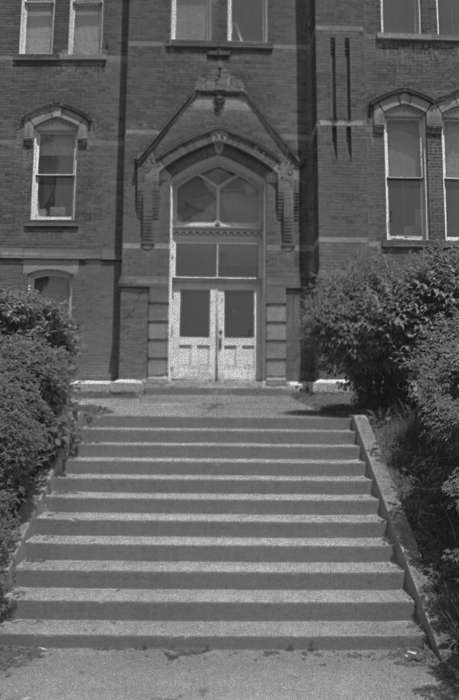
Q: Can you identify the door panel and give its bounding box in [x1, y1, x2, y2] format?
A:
[171, 289, 216, 380]
[218, 289, 256, 381]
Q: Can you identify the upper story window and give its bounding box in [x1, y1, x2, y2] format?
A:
[33, 119, 77, 219]
[385, 110, 426, 238]
[175, 168, 261, 227]
[437, 0, 459, 34]
[443, 113, 459, 238]
[69, 0, 104, 55]
[20, 0, 55, 54]
[381, 0, 420, 33]
[172, 0, 267, 42]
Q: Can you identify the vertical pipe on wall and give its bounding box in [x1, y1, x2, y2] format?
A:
[330, 37, 337, 158]
[345, 37, 352, 159]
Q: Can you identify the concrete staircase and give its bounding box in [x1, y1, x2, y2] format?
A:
[1, 414, 424, 649]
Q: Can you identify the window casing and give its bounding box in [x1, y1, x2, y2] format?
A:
[437, 0, 459, 35]
[68, 0, 104, 55]
[171, 0, 267, 42]
[385, 112, 426, 239]
[381, 0, 420, 33]
[443, 116, 459, 239]
[32, 119, 77, 220]
[20, 0, 55, 54]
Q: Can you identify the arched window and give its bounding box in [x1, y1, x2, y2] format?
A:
[175, 167, 260, 227]
[30, 272, 72, 313]
[441, 105, 459, 239]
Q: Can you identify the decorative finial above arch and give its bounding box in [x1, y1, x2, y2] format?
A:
[369, 89, 441, 135]
[21, 104, 91, 149]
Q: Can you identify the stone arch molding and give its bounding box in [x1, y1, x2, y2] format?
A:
[369, 90, 442, 135]
[135, 129, 299, 250]
[21, 104, 91, 149]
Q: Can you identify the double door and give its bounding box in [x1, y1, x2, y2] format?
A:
[170, 286, 257, 381]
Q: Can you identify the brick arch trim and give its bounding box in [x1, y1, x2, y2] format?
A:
[21, 104, 91, 149]
[369, 89, 442, 135]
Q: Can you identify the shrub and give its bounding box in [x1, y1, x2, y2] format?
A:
[304, 247, 459, 408]
[0, 288, 79, 356]
[0, 491, 19, 570]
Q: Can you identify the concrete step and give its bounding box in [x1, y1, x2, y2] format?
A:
[11, 587, 415, 622]
[32, 512, 386, 538]
[15, 560, 405, 590]
[52, 474, 372, 495]
[92, 415, 352, 430]
[0, 619, 424, 650]
[65, 457, 367, 477]
[44, 492, 379, 515]
[25, 535, 394, 562]
[78, 443, 362, 460]
[82, 427, 356, 445]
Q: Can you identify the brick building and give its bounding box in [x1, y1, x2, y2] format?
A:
[1, 1, 459, 383]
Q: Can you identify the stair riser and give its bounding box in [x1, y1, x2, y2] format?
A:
[31, 519, 386, 538]
[15, 570, 404, 590]
[78, 445, 362, 460]
[13, 600, 414, 622]
[0, 630, 424, 650]
[82, 428, 356, 445]
[25, 542, 393, 562]
[44, 496, 379, 515]
[66, 459, 366, 477]
[93, 416, 351, 430]
[52, 477, 371, 495]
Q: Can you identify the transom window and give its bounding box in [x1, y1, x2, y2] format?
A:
[176, 168, 260, 226]
[175, 243, 259, 277]
[172, 0, 267, 42]
[33, 119, 77, 219]
[443, 117, 459, 238]
[437, 0, 459, 35]
[382, 0, 420, 33]
[385, 114, 425, 238]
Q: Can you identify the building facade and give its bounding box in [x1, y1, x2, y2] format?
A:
[1, 1, 459, 382]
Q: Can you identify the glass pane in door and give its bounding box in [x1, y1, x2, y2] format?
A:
[224, 290, 254, 338]
[180, 290, 210, 336]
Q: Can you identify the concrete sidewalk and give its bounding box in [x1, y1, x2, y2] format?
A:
[1, 646, 457, 700]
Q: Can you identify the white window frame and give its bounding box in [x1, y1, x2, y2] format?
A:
[19, 0, 55, 55]
[31, 121, 78, 221]
[380, 0, 421, 34]
[171, 0, 267, 42]
[28, 270, 73, 315]
[384, 108, 427, 240]
[442, 111, 459, 240]
[436, 0, 459, 35]
[68, 0, 104, 55]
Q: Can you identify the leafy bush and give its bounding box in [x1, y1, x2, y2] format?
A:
[304, 247, 459, 408]
[0, 288, 79, 356]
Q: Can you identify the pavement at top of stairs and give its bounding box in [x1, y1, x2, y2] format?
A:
[77, 388, 353, 420]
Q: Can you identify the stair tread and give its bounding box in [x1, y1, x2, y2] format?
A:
[84, 427, 353, 435]
[48, 492, 377, 502]
[68, 457, 364, 464]
[12, 587, 413, 604]
[37, 512, 383, 523]
[57, 474, 369, 483]
[16, 560, 403, 573]
[81, 441, 357, 447]
[27, 534, 391, 547]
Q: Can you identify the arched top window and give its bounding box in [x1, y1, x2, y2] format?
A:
[175, 167, 261, 227]
[30, 271, 72, 313]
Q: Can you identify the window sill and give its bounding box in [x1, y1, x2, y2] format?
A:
[376, 32, 459, 47]
[166, 40, 273, 55]
[13, 54, 107, 66]
[24, 221, 79, 231]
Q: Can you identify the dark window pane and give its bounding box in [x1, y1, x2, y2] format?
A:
[176, 0, 209, 39]
[383, 0, 419, 33]
[445, 122, 459, 177]
[73, 5, 102, 55]
[387, 120, 421, 177]
[37, 176, 74, 217]
[177, 177, 216, 223]
[232, 0, 265, 41]
[225, 291, 254, 338]
[180, 290, 210, 337]
[39, 133, 75, 174]
[446, 181, 459, 238]
[34, 276, 70, 306]
[220, 177, 259, 224]
[388, 180, 423, 236]
[25, 3, 53, 54]
[218, 244, 258, 277]
[438, 0, 459, 34]
[176, 244, 217, 276]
